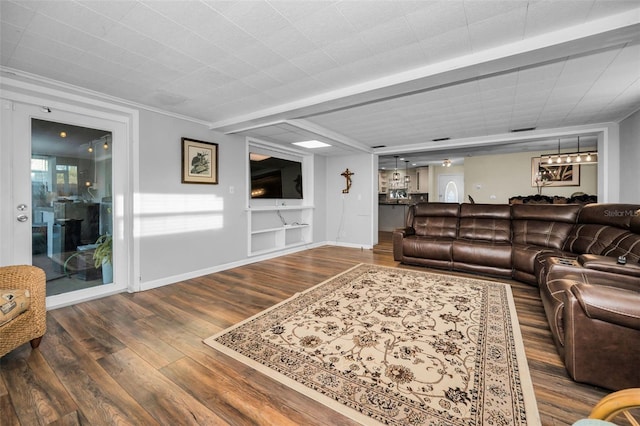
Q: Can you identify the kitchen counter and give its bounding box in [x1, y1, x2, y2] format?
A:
[379, 203, 409, 231]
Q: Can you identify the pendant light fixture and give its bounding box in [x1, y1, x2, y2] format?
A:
[404, 160, 410, 185]
[541, 136, 597, 166]
[392, 155, 400, 182]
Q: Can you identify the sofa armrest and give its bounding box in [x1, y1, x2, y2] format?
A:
[578, 254, 640, 278]
[570, 283, 640, 330]
[392, 227, 414, 261]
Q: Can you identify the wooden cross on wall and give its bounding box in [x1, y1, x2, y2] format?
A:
[341, 168, 354, 194]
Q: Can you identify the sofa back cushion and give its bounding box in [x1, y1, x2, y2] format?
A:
[562, 224, 627, 254]
[410, 203, 460, 238]
[458, 203, 511, 242]
[511, 204, 581, 249]
[563, 204, 640, 260]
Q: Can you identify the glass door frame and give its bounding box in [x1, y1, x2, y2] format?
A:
[1, 82, 139, 309]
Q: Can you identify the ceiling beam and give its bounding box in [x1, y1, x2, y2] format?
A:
[209, 10, 640, 134]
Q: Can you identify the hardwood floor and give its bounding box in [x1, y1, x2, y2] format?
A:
[1, 239, 617, 425]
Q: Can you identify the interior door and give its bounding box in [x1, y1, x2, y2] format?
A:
[3, 101, 125, 301]
[438, 174, 465, 203]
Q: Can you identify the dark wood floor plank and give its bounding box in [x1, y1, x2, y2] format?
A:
[36, 316, 160, 425]
[1, 346, 78, 425]
[1, 240, 618, 425]
[49, 305, 126, 360]
[72, 298, 185, 369]
[98, 348, 227, 425]
[0, 372, 20, 426]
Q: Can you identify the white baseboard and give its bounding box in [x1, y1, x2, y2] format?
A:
[139, 241, 326, 292]
[326, 241, 374, 250]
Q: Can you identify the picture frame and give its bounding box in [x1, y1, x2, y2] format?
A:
[531, 157, 580, 187]
[182, 138, 218, 184]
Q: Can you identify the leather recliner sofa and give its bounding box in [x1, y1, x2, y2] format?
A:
[393, 202, 640, 390]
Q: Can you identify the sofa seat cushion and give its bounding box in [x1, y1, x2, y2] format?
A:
[402, 236, 453, 261]
[452, 239, 512, 269]
[512, 244, 568, 279]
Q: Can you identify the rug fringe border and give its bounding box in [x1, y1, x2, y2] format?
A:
[503, 284, 542, 425]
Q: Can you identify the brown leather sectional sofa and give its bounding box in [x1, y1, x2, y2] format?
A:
[393, 202, 640, 390]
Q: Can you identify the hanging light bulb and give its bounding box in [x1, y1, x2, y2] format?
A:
[575, 153, 581, 162]
[404, 160, 410, 184]
[547, 156, 553, 165]
[103, 140, 109, 150]
[565, 155, 572, 163]
[586, 153, 592, 161]
[88, 144, 93, 153]
[556, 156, 562, 164]
[392, 156, 400, 182]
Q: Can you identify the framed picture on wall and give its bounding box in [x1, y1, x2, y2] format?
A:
[182, 138, 218, 184]
[531, 157, 580, 187]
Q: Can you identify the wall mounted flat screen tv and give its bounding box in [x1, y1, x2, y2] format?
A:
[250, 153, 303, 199]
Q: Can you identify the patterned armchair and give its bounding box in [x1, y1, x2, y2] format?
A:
[0, 265, 46, 357]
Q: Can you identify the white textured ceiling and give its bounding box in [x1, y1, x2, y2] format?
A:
[1, 0, 639, 166]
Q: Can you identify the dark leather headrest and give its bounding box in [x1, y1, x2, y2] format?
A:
[630, 210, 640, 234]
[578, 204, 640, 230]
[511, 204, 581, 223]
[460, 203, 511, 219]
[413, 202, 460, 217]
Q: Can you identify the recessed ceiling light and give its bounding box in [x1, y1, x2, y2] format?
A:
[292, 140, 331, 149]
[59, 131, 67, 138]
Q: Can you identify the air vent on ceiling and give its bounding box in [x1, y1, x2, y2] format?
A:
[371, 145, 386, 148]
[432, 137, 450, 142]
[510, 127, 536, 132]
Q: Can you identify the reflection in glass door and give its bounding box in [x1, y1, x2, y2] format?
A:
[30, 119, 113, 296]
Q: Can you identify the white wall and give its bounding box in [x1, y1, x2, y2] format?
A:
[137, 110, 248, 285]
[620, 110, 640, 203]
[313, 155, 328, 243]
[464, 150, 597, 204]
[325, 153, 376, 248]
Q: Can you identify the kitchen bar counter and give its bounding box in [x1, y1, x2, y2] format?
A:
[379, 203, 409, 231]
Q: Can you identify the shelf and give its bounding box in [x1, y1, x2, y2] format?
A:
[251, 224, 309, 235]
[247, 205, 314, 211]
[249, 241, 309, 257]
[248, 207, 313, 256]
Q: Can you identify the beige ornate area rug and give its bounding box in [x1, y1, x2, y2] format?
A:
[204, 264, 540, 425]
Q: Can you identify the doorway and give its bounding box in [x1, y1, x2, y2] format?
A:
[1, 99, 132, 308]
[438, 174, 465, 203]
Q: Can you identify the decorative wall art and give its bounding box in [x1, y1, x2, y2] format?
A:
[182, 138, 218, 184]
[341, 168, 354, 193]
[531, 157, 580, 188]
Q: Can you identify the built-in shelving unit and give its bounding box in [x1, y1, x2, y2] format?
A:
[246, 137, 315, 257]
[248, 205, 313, 256]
